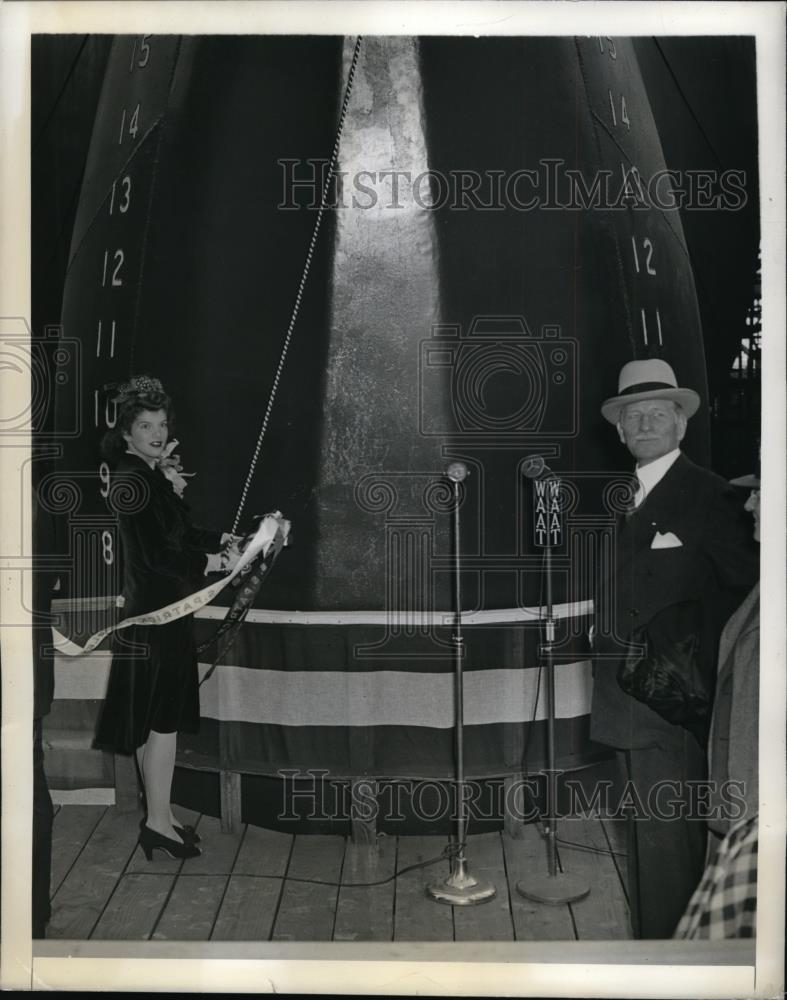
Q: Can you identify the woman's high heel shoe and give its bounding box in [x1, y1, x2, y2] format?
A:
[174, 824, 201, 845]
[139, 817, 201, 845]
[138, 824, 201, 861]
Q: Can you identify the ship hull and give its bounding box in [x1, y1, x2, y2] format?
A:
[47, 34, 728, 791]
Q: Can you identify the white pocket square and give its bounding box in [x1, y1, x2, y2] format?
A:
[651, 530, 682, 549]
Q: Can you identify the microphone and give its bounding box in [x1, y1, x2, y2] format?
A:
[446, 462, 469, 483]
[522, 455, 553, 480]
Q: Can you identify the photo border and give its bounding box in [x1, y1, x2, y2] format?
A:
[1, 2, 784, 995]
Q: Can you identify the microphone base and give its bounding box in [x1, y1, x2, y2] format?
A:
[516, 871, 590, 906]
[426, 868, 497, 906]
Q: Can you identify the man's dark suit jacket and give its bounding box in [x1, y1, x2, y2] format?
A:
[591, 452, 759, 750]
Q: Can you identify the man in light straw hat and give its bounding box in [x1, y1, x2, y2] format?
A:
[592, 358, 758, 938]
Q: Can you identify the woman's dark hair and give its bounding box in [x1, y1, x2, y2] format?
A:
[101, 384, 174, 464]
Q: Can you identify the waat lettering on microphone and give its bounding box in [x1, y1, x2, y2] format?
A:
[522, 455, 556, 480]
[523, 456, 562, 546]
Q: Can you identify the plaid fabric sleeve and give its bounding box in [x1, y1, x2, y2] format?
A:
[674, 815, 758, 939]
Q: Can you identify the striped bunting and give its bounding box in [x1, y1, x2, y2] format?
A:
[49, 599, 599, 780]
[54, 654, 591, 727]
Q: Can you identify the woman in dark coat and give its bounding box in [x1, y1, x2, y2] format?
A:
[94, 375, 240, 860]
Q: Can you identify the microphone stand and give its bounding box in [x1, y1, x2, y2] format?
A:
[517, 470, 590, 905]
[427, 463, 496, 906]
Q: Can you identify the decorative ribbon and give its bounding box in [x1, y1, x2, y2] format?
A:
[52, 513, 290, 657]
[197, 516, 290, 686]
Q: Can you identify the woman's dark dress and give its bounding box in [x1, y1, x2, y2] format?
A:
[94, 452, 222, 753]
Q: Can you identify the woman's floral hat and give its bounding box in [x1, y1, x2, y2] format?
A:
[113, 374, 165, 404]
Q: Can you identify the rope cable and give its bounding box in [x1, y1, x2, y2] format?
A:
[231, 36, 364, 534]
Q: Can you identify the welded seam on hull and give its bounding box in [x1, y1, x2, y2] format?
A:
[651, 38, 725, 172]
[587, 107, 693, 268]
[573, 37, 636, 356]
[64, 116, 163, 276]
[128, 36, 184, 374]
[34, 36, 91, 146]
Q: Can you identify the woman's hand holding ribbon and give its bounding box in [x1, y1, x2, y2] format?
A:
[206, 514, 289, 577]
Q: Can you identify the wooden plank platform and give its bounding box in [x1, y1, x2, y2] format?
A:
[45, 806, 634, 943]
[48, 808, 142, 939]
[92, 874, 174, 941]
[502, 821, 576, 940]
[152, 875, 228, 941]
[452, 833, 514, 942]
[563, 818, 630, 940]
[211, 826, 292, 942]
[393, 835, 454, 942]
[333, 836, 397, 942]
[49, 804, 106, 896]
[272, 834, 345, 941]
[211, 875, 282, 942]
